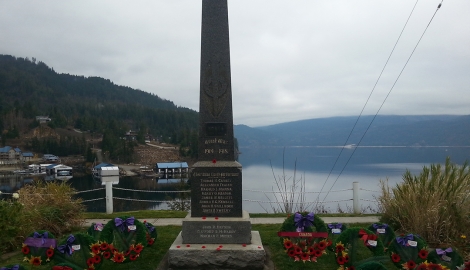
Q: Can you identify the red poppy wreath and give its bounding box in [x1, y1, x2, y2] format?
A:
[278, 212, 331, 263]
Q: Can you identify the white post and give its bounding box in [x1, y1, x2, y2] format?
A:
[353, 182, 360, 214]
[105, 181, 113, 214]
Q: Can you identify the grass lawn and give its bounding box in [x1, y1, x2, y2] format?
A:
[1, 221, 397, 270]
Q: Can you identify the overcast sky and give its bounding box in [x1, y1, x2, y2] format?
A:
[1, 0, 469, 127]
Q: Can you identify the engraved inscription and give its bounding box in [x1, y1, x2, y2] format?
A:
[195, 172, 238, 214]
[196, 225, 236, 239]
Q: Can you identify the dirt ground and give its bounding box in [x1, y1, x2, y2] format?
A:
[133, 144, 181, 166]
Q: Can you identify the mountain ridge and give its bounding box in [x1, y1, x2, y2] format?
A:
[235, 115, 470, 147]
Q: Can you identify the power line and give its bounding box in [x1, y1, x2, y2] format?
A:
[314, 0, 420, 208]
[321, 1, 444, 203]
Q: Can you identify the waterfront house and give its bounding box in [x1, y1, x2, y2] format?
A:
[35, 116, 51, 123]
[0, 146, 26, 164]
[155, 162, 189, 175]
[45, 164, 73, 181]
[21, 152, 34, 162]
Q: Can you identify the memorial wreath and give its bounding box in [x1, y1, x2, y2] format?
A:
[278, 212, 331, 262]
[52, 233, 103, 270]
[99, 216, 147, 263]
[425, 247, 464, 269]
[367, 223, 396, 250]
[334, 227, 386, 270]
[388, 233, 430, 269]
[21, 230, 56, 266]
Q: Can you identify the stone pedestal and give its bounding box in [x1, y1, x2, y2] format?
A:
[182, 211, 251, 244]
[168, 231, 265, 270]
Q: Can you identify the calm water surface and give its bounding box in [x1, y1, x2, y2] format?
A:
[1, 146, 468, 213]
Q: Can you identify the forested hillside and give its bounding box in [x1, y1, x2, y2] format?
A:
[0, 55, 198, 162]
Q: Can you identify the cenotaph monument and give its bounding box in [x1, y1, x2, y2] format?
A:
[167, 1, 266, 269]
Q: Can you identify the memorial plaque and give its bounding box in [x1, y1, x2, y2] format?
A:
[182, 211, 251, 244]
[191, 164, 242, 217]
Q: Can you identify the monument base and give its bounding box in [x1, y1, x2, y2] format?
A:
[168, 231, 266, 270]
[182, 211, 251, 244]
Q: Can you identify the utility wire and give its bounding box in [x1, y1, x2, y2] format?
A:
[313, 0, 420, 209]
[321, 1, 443, 202]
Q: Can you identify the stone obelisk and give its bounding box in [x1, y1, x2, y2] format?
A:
[191, 0, 242, 218]
[167, 1, 265, 269]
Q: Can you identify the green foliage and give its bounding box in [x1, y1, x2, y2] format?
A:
[378, 157, 470, 245]
[17, 181, 85, 236]
[28, 136, 88, 157]
[0, 54, 199, 154]
[0, 200, 29, 254]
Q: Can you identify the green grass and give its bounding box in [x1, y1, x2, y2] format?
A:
[83, 211, 381, 219]
[2, 222, 397, 270]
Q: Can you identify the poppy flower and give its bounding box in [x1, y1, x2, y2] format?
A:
[129, 254, 139, 261]
[428, 263, 443, 270]
[301, 252, 310, 262]
[294, 246, 302, 254]
[418, 249, 428, 259]
[326, 239, 333, 246]
[93, 254, 101, 264]
[148, 238, 155, 246]
[416, 264, 428, 270]
[287, 249, 296, 258]
[100, 242, 109, 251]
[406, 260, 416, 269]
[337, 255, 346, 265]
[336, 243, 345, 253]
[307, 247, 315, 254]
[87, 258, 94, 266]
[21, 244, 30, 255]
[31, 256, 42, 266]
[133, 243, 144, 253]
[124, 249, 131, 256]
[317, 241, 327, 250]
[46, 248, 54, 258]
[90, 243, 101, 255]
[314, 249, 322, 257]
[111, 252, 125, 263]
[391, 253, 401, 263]
[284, 240, 293, 249]
[103, 251, 111, 259]
[344, 255, 350, 263]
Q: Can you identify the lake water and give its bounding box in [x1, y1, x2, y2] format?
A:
[1, 146, 468, 213]
[239, 146, 470, 213]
